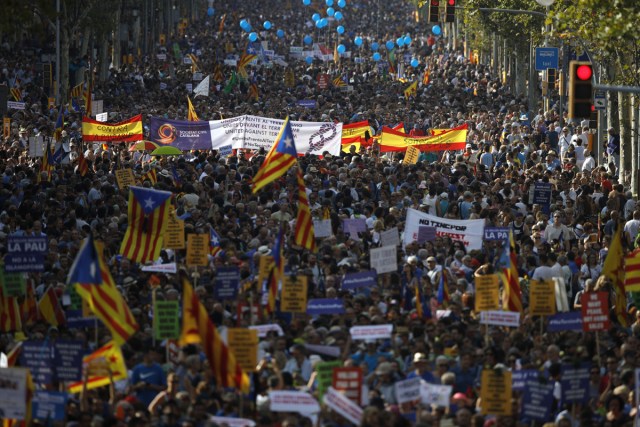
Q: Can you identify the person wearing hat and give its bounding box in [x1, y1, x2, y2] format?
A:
[368, 361, 398, 404]
[407, 352, 437, 383]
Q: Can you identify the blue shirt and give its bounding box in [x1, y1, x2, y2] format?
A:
[130, 362, 166, 406]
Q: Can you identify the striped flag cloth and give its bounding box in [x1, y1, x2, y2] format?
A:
[252, 117, 298, 193]
[294, 166, 316, 252]
[210, 227, 222, 257]
[5, 341, 23, 367]
[415, 283, 431, 320]
[187, 96, 199, 121]
[10, 87, 22, 102]
[603, 226, 628, 326]
[180, 277, 250, 392]
[501, 231, 523, 313]
[77, 150, 89, 176]
[422, 70, 430, 86]
[140, 168, 158, 185]
[213, 63, 224, 82]
[67, 340, 128, 393]
[84, 77, 93, 116]
[70, 82, 84, 98]
[248, 82, 259, 101]
[119, 186, 172, 263]
[237, 53, 256, 79]
[0, 285, 21, 333]
[21, 279, 38, 326]
[69, 235, 139, 345]
[625, 248, 640, 291]
[437, 269, 450, 307]
[332, 76, 347, 87]
[404, 81, 418, 99]
[171, 166, 181, 188]
[38, 285, 66, 327]
[266, 227, 285, 315]
[218, 13, 227, 34]
[38, 142, 54, 183]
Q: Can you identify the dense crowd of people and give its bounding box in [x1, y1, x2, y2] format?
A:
[0, 0, 637, 427]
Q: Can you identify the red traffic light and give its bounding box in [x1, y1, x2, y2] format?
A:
[576, 65, 592, 81]
[431, 0, 439, 5]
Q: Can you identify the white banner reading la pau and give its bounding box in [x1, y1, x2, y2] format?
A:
[403, 209, 485, 251]
[209, 115, 342, 156]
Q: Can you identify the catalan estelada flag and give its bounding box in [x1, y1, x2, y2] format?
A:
[187, 96, 199, 121]
[77, 150, 89, 176]
[38, 142, 54, 183]
[0, 285, 21, 333]
[625, 248, 640, 291]
[251, 117, 298, 193]
[68, 340, 128, 393]
[248, 82, 259, 101]
[70, 82, 84, 99]
[237, 53, 257, 79]
[266, 226, 284, 316]
[119, 186, 172, 263]
[294, 166, 316, 252]
[603, 227, 628, 326]
[501, 231, 523, 313]
[180, 277, 250, 392]
[415, 283, 431, 320]
[404, 80, 417, 99]
[140, 168, 158, 186]
[70, 235, 139, 345]
[38, 286, 66, 327]
[332, 75, 347, 87]
[437, 270, 450, 307]
[210, 227, 222, 257]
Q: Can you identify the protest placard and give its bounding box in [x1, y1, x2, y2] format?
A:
[474, 274, 499, 312]
[20, 341, 54, 384]
[479, 310, 520, 327]
[480, 369, 512, 416]
[341, 270, 377, 290]
[323, 387, 363, 425]
[257, 255, 274, 285]
[581, 292, 609, 331]
[521, 378, 554, 421]
[32, 391, 68, 421]
[404, 146, 420, 164]
[529, 280, 556, 316]
[380, 227, 400, 247]
[153, 300, 180, 340]
[249, 323, 284, 338]
[394, 377, 421, 404]
[560, 363, 590, 404]
[115, 169, 135, 189]
[332, 367, 363, 404]
[53, 340, 85, 382]
[483, 227, 510, 241]
[164, 212, 185, 249]
[280, 276, 308, 313]
[547, 311, 583, 332]
[511, 370, 540, 392]
[269, 390, 320, 414]
[0, 270, 25, 297]
[228, 328, 258, 373]
[214, 266, 240, 300]
[420, 382, 452, 408]
[0, 368, 29, 420]
[370, 246, 397, 274]
[313, 219, 333, 238]
[350, 324, 393, 340]
[306, 298, 345, 316]
[316, 361, 342, 398]
[186, 234, 209, 267]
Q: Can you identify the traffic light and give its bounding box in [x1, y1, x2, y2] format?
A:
[429, 0, 440, 23]
[547, 68, 556, 91]
[445, 0, 456, 22]
[568, 60, 593, 119]
[589, 109, 598, 130]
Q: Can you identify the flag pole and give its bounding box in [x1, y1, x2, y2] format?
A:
[152, 287, 157, 347]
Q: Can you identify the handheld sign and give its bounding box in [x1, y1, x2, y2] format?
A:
[164, 212, 185, 249]
[115, 169, 136, 189]
[227, 328, 258, 373]
[474, 274, 499, 312]
[529, 280, 556, 316]
[332, 367, 363, 404]
[153, 300, 180, 340]
[280, 276, 308, 313]
[581, 292, 610, 331]
[370, 246, 397, 274]
[186, 234, 209, 267]
[480, 369, 512, 416]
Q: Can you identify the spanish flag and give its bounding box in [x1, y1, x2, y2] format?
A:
[603, 226, 629, 326]
[252, 117, 298, 193]
[38, 285, 66, 327]
[180, 277, 250, 392]
[68, 341, 128, 393]
[341, 120, 371, 141]
[69, 235, 139, 345]
[404, 81, 417, 99]
[379, 124, 468, 152]
[294, 166, 315, 252]
[187, 96, 199, 121]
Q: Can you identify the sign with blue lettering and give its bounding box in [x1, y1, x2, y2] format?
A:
[484, 227, 510, 241]
[535, 47, 559, 71]
[341, 270, 377, 290]
[32, 391, 68, 421]
[307, 298, 345, 315]
[20, 341, 54, 384]
[533, 182, 553, 215]
[214, 266, 240, 300]
[5, 236, 48, 272]
[53, 340, 85, 382]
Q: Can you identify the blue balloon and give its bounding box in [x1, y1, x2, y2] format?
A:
[334, 11, 343, 20]
[240, 19, 248, 29]
[411, 58, 419, 67]
[371, 42, 379, 51]
[277, 29, 285, 38]
[303, 0, 311, 4]
[305, 56, 313, 64]
[396, 37, 404, 47]
[337, 44, 346, 54]
[404, 35, 412, 45]
[263, 21, 272, 30]
[207, 7, 214, 17]
[326, 0, 333, 5]
[337, 0, 346, 7]
[249, 32, 258, 42]
[336, 25, 345, 34]
[432, 25, 441, 35]
[304, 35, 313, 45]
[312, 13, 320, 22]
[327, 7, 335, 16]
[320, 18, 328, 27]
[373, 52, 381, 61]
[386, 40, 394, 50]
[354, 36, 363, 46]
[316, 20, 323, 28]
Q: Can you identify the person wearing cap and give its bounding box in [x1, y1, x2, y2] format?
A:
[407, 352, 437, 383]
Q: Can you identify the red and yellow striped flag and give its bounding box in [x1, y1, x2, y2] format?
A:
[140, 168, 158, 185]
[38, 285, 66, 327]
[180, 277, 250, 392]
[237, 53, 257, 79]
[502, 231, 523, 313]
[187, 96, 199, 121]
[0, 285, 22, 333]
[624, 248, 640, 291]
[70, 82, 84, 99]
[68, 340, 128, 393]
[218, 13, 227, 34]
[77, 150, 89, 176]
[5, 341, 23, 367]
[422, 70, 430, 86]
[70, 235, 139, 345]
[20, 279, 38, 326]
[294, 166, 316, 251]
[119, 186, 172, 263]
[603, 226, 629, 326]
[38, 142, 54, 183]
[252, 117, 298, 193]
